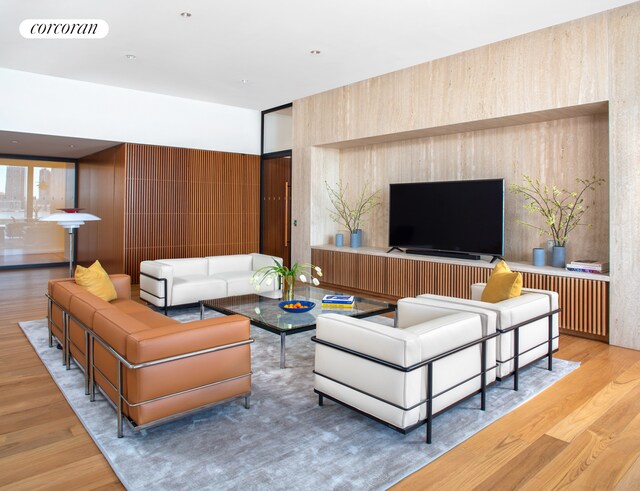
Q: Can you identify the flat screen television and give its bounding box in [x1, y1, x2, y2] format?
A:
[388, 178, 504, 260]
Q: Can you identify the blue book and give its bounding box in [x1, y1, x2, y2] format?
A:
[322, 294, 354, 304]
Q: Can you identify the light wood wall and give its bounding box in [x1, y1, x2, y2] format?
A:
[78, 144, 260, 281]
[292, 3, 640, 350]
[334, 113, 609, 262]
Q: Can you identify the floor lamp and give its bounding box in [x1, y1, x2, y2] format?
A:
[41, 209, 101, 277]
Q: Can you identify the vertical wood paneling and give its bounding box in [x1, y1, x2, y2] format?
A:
[261, 157, 291, 267]
[385, 257, 418, 298]
[358, 254, 386, 294]
[123, 144, 260, 280]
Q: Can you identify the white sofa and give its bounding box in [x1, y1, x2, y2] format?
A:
[139, 253, 282, 313]
[313, 298, 497, 443]
[417, 283, 559, 388]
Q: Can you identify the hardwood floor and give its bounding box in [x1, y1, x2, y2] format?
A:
[1, 267, 639, 490]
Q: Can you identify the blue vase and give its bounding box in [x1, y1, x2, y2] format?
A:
[552, 246, 566, 268]
[335, 233, 344, 247]
[350, 231, 361, 248]
[532, 248, 545, 267]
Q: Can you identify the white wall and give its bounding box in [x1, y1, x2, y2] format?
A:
[0, 68, 261, 155]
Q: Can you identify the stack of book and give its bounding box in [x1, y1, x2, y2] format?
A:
[566, 260, 609, 274]
[322, 294, 355, 309]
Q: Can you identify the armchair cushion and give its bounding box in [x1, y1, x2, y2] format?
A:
[75, 260, 118, 302]
[481, 260, 522, 303]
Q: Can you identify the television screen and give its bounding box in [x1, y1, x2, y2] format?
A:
[388, 178, 504, 258]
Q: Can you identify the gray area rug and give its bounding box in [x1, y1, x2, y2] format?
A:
[19, 309, 579, 490]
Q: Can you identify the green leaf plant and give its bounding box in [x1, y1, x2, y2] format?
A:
[508, 175, 605, 247]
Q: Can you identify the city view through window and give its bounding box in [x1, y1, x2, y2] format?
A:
[0, 158, 75, 267]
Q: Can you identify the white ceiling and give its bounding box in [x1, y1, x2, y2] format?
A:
[0, 0, 635, 158]
[1, 0, 635, 111]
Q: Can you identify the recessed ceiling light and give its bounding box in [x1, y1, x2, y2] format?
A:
[310, 50, 321, 55]
[125, 54, 136, 60]
[10, 140, 18, 144]
[180, 12, 192, 18]
[68, 144, 76, 148]
[241, 79, 249, 84]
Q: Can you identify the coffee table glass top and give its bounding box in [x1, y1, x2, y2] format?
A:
[203, 285, 394, 334]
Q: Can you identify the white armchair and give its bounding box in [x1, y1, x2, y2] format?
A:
[312, 299, 497, 443]
[417, 284, 559, 389]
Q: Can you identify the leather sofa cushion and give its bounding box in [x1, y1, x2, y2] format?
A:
[93, 309, 152, 357]
[171, 275, 227, 304]
[126, 314, 250, 364]
[126, 310, 179, 329]
[52, 280, 89, 310]
[110, 298, 150, 314]
[69, 291, 114, 329]
[207, 254, 253, 275]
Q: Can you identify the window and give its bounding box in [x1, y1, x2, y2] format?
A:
[0, 157, 75, 267]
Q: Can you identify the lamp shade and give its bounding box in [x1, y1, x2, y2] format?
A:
[41, 211, 101, 229]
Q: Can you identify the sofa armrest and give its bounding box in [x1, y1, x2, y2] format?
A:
[109, 274, 131, 299]
[250, 253, 283, 271]
[139, 261, 174, 306]
[403, 296, 497, 336]
[125, 314, 251, 364]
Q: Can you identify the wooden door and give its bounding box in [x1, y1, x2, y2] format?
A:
[261, 156, 291, 267]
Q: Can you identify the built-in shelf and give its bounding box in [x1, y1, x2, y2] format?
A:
[312, 245, 610, 282]
[311, 245, 609, 342]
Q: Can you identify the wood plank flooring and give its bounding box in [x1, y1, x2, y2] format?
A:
[1, 267, 639, 490]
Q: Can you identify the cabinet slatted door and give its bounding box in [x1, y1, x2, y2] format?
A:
[311, 248, 609, 341]
[261, 157, 291, 268]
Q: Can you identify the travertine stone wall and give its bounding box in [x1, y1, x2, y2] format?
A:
[292, 3, 640, 350]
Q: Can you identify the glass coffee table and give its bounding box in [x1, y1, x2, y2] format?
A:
[202, 285, 395, 368]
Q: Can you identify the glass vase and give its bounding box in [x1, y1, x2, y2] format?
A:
[282, 275, 296, 301]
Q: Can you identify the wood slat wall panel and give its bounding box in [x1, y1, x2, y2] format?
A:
[123, 144, 260, 280]
[313, 248, 608, 341]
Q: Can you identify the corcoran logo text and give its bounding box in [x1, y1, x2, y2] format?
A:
[19, 19, 109, 39]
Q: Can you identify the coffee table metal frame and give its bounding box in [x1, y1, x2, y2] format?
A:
[201, 285, 395, 368]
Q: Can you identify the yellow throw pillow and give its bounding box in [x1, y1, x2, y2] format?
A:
[481, 260, 523, 303]
[75, 260, 118, 302]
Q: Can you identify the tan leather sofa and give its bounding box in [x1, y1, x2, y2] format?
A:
[47, 275, 253, 437]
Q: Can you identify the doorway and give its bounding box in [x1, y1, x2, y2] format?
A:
[260, 104, 292, 267]
[260, 155, 291, 267]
